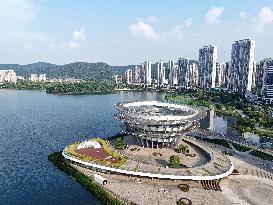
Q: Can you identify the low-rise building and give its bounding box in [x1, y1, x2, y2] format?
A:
[39, 74, 47, 82]
[30, 74, 39, 82]
[0, 70, 17, 83]
[115, 74, 123, 84]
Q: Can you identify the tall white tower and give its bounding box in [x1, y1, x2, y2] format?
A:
[141, 61, 152, 86]
[157, 60, 165, 86]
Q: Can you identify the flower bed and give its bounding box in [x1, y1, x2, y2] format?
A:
[65, 138, 127, 167]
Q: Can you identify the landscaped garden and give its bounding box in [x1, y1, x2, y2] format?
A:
[65, 138, 127, 168]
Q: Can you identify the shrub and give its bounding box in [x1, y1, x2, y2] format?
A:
[152, 152, 162, 156]
[169, 155, 180, 168]
[179, 144, 189, 154]
[178, 184, 190, 192]
[176, 198, 192, 205]
[115, 137, 125, 149]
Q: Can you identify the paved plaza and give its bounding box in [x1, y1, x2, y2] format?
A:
[70, 138, 273, 205]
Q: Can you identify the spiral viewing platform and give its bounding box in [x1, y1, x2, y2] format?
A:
[115, 101, 207, 148]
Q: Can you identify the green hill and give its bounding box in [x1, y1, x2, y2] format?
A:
[0, 62, 114, 81]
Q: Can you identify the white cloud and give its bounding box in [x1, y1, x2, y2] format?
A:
[239, 11, 246, 18]
[68, 27, 86, 48]
[206, 6, 224, 24]
[73, 27, 86, 41]
[146, 16, 157, 23]
[129, 17, 193, 42]
[68, 41, 79, 48]
[253, 7, 273, 33]
[128, 21, 160, 40]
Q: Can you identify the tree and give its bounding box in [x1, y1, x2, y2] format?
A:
[169, 155, 180, 168]
[179, 144, 188, 154]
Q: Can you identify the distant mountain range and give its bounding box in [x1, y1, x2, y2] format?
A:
[0, 60, 199, 81]
[0, 62, 116, 81]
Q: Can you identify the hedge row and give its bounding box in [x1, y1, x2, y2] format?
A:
[48, 152, 125, 205]
[249, 150, 273, 161]
[231, 142, 251, 152]
[195, 137, 231, 149]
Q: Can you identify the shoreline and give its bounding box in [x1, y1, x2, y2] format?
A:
[48, 152, 126, 205]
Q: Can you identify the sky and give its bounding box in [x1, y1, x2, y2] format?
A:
[0, 0, 273, 65]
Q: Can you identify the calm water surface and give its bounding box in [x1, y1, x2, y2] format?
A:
[0, 90, 163, 205]
[201, 108, 273, 149]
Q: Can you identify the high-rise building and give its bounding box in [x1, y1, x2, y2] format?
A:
[254, 61, 263, 94]
[216, 62, 221, 87]
[0, 70, 17, 83]
[168, 60, 178, 86]
[125, 69, 133, 84]
[189, 62, 199, 88]
[215, 62, 228, 87]
[141, 61, 152, 86]
[178, 58, 190, 88]
[254, 58, 273, 104]
[133, 66, 141, 84]
[157, 60, 165, 86]
[228, 39, 255, 93]
[198, 45, 217, 89]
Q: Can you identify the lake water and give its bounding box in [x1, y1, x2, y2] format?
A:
[0, 90, 164, 205]
[200, 108, 273, 150]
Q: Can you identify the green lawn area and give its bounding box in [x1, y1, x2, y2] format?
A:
[65, 138, 127, 168]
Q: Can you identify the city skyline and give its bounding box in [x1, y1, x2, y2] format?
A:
[1, 0, 273, 65]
